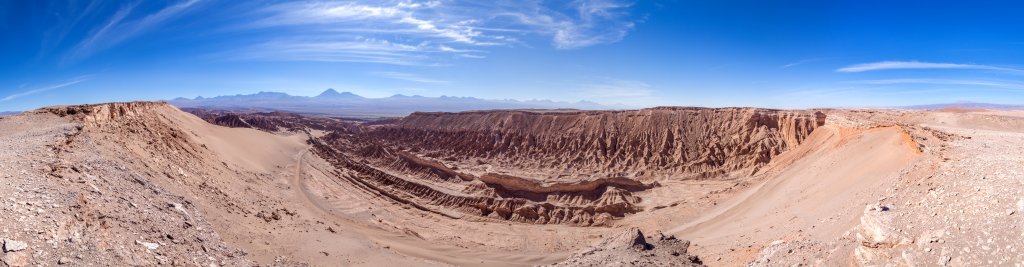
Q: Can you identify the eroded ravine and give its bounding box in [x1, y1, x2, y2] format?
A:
[291, 108, 827, 227]
[292, 144, 573, 267]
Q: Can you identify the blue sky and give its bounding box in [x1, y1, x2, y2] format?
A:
[3, 0, 1024, 111]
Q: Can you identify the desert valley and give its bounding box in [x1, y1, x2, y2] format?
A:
[2, 101, 1022, 266]
[5, 1, 1024, 266]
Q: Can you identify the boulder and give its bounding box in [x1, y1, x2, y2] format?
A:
[2, 239, 27, 252]
[853, 204, 915, 266]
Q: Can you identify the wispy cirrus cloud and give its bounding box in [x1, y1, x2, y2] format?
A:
[1, 75, 93, 102]
[232, 0, 638, 65]
[850, 78, 1024, 90]
[837, 60, 1024, 74]
[250, 1, 492, 46]
[550, 0, 636, 49]
[234, 37, 450, 66]
[370, 71, 450, 84]
[67, 0, 201, 63]
[781, 57, 831, 69]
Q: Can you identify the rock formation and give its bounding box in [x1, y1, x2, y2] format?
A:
[362, 107, 824, 179]
[547, 227, 706, 266]
[853, 204, 915, 266]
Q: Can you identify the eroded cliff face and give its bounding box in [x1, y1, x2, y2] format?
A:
[361, 107, 824, 179]
[185, 109, 360, 133]
[43, 102, 207, 159]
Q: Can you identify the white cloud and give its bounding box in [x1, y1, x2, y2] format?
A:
[552, 0, 635, 49]
[2, 76, 92, 102]
[837, 61, 1024, 73]
[252, 1, 495, 46]
[236, 38, 435, 66]
[231, 0, 638, 64]
[491, 0, 636, 49]
[124, 0, 201, 35]
[251, 2, 403, 25]
[851, 78, 1024, 90]
[370, 71, 450, 84]
[459, 54, 486, 59]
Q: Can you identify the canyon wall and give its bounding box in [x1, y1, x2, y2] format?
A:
[362, 107, 825, 179]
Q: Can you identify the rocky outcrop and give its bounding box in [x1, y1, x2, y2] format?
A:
[43, 101, 175, 126]
[185, 108, 361, 133]
[857, 204, 913, 248]
[853, 204, 915, 266]
[477, 173, 653, 194]
[43, 102, 206, 163]
[547, 228, 706, 266]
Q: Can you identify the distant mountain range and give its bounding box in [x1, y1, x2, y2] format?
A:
[902, 101, 1024, 110]
[0, 111, 21, 116]
[167, 89, 616, 118]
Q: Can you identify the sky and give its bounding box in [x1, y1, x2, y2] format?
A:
[3, 0, 1024, 111]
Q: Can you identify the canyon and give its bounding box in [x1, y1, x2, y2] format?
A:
[2, 102, 1022, 266]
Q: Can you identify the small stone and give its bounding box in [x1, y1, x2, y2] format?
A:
[938, 255, 951, 266]
[137, 240, 160, 250]
[58, 257, 71, 265]
[3, 239, 28, 252]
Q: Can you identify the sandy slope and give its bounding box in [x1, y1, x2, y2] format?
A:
[135, 105, 468, 266]
[104, 103, 587, 266]
[665, 125, 919, 265]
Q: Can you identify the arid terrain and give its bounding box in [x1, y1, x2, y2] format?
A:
[2, 102, 1023, 266]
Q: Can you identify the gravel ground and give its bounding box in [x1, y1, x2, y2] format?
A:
[0, 112, 250, 267]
